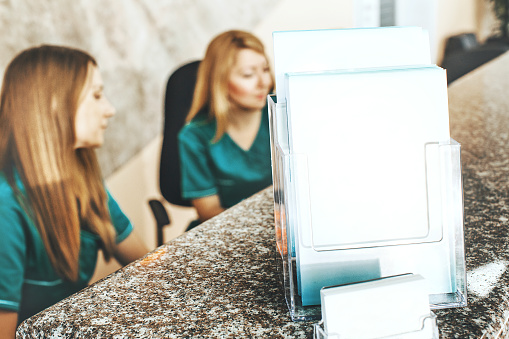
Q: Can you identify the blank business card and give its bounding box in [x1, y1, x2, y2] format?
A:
[321, 274, 431, 338]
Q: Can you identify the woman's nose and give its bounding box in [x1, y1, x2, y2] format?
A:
[104, 98, 116, 118]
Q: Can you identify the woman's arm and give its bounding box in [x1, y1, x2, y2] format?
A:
[0, 310, 17, 339]
[192, 194, 225, 223]
[113, 231, 149, 266]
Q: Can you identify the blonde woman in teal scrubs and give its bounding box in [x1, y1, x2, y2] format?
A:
[0, 45, 148, 337]
[178, 30, 274, 229]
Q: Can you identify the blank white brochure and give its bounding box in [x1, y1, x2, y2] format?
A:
[273, 26, 431, 103]
[285, 65, 450, 250]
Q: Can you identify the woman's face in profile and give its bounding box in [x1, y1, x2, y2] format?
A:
[228, 48, 272, 112]
[74, 65, 116, 149]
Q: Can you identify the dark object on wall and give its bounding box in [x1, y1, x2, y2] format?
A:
[488, 0, 509, 40]
[440, 33, 509, 84]
[159, 60, 201, 207]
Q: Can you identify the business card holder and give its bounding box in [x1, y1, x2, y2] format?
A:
[312, 312, 439, 339]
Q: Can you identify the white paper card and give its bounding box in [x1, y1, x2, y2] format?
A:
[321, 274, 431, 338]
[285, 65, 450, 250]
[273, 26, 431, 103]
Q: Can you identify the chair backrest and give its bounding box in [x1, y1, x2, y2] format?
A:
[441, 45, 509, 84]
[159, 60, 200, 206]
[443, 33, 479, 58]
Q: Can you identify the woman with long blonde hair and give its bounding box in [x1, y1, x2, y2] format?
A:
[178, 30, 274, 228]
[0, 45, 148, 336]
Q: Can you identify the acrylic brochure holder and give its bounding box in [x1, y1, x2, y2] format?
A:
[269, 27, 466, 323]
[313, 274, 440, 338]
[269, 93, 466, 321]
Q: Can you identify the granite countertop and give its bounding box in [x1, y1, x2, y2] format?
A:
[16, 52, 509, 338]
[17, 187, 313, 338]
[433, 51, 509, 338]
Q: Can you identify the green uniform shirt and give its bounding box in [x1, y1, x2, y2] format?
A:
[178, 107, 272, 208]
[0, 170, 133, 324]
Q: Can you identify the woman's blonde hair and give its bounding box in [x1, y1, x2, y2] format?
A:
[0, 45, 116, 281]
[186, 30, 273, 141]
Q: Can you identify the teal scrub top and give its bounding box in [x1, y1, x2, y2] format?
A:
[178, 107, 273, 208]
[0, 170, 133, 324]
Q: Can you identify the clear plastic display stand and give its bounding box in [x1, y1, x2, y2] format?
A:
[269, 27, 467, 322]
[312, 312, 439, 339]
[268, 94, 467, 321]
[312, 274, 439, 338]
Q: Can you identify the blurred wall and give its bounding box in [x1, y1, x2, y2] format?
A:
[0, 0, 277, 177]
[436, 0, 479, 63]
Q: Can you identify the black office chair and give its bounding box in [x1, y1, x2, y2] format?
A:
[442, 33, 480, 57]
[440, 33, 509, 84]
[441, 46, 509, 84]
[148, 60, 201, 246]
[148, 199, 171, 247]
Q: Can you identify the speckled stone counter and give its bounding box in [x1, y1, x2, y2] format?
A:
[16, 187, 313, 338]
[432, 52, 509, 339]
[16, 52, 509, 338]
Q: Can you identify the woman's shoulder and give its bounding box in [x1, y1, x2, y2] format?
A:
[0, 171, 15, 199]
[179, 115, 216, 140]
[0, 171, 25, 221]
[188, 112, 216, 129]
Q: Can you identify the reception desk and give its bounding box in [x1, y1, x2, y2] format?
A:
[16, 52, 509, 338]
